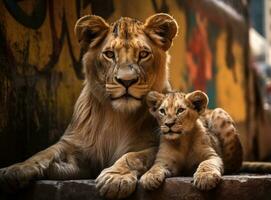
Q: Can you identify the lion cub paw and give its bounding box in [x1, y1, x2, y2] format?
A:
[95, 166, 137, 199]
[193, 170, 221, 190]
[139, 168, 167, 190]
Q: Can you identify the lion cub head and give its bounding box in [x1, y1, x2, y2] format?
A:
[146, 91, 208, 140]
[74, 14, 178, 112]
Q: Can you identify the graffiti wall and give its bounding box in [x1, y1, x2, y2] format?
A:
[0, 0, 266, 167]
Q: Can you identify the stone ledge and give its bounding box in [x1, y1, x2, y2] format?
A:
[1, 175, 271, 200]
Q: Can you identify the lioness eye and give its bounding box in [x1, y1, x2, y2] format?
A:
[177, 108, 185, 115]
[159, 108, 166, 115]
[139, 51, 150, 59]
[103, 51, 115, 59]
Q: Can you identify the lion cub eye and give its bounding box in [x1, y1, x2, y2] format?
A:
[139, 51, 150, 59]
[159, 108, 166, 115]
[176, 108, 185, 115]
[103, 51, 115, 59]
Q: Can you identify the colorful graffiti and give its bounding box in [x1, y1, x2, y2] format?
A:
[0, 0, 262, 166]
[2, 0, 116, 80]
[186, 14, 213, 93]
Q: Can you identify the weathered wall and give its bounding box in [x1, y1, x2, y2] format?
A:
[0, 0, 268, 167]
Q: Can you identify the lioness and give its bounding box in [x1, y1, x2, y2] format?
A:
[2, 13, 269, 199]
[0, 14, 178, 199]
[140, 91, 243, 190]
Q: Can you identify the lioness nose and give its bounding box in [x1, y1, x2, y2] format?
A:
[165, 122, 175, 128]
[115, 77, 138, 88]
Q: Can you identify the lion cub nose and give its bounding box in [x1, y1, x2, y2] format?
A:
[115, 77, 138, 88]
[165, 122, 175, 128]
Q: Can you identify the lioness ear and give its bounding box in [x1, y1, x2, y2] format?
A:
[146, 91, 164, 111]
[74, 15, 109, 50]
[185, 90, 209, 114]
[144, 13, 178, 51]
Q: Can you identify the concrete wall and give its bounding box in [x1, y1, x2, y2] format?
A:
[0, 0, 268, 167]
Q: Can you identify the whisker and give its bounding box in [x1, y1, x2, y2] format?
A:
[131, 85, 149, 89]
[106, 84, 123, 89]
[106, 88, 123, 93]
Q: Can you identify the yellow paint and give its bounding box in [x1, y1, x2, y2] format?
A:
[0, 2, 83, 129]
[215, 31, 246, 122]
[55, 37, 83, 123]
[167, 0, 187, 91]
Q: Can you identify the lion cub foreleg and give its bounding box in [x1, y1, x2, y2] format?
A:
[96, 147, 157, 199]
[139, 142, 182, 190]
[193, 147, 224, 190]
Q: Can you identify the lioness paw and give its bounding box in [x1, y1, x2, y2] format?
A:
[95, 167, 137, 199]
[139, 170, 166, 190]
[0, 164, 37, 192]
[193, 170, 221, 190]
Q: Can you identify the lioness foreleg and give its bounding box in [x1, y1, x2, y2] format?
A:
[0, 140, 81, 191]
[96, 147, 157, 199]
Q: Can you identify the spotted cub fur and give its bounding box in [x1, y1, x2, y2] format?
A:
[139, 90, 243, 190]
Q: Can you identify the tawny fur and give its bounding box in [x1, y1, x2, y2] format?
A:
[2, 13, 262, 198]
[0, 14, 178, 199]
[140, 91, 243, 191]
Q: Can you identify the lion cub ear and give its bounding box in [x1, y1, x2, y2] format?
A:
[146, 91, 164, 113]
[185, 91, 209, 115]
[74, 15, 109, 51]
[144, 13, 178, 51]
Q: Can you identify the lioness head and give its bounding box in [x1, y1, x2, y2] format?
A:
[146, 91, 208, 140]
[74, 14, 178, 112]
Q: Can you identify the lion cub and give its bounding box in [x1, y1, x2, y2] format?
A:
[140, 90, 242, 190]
